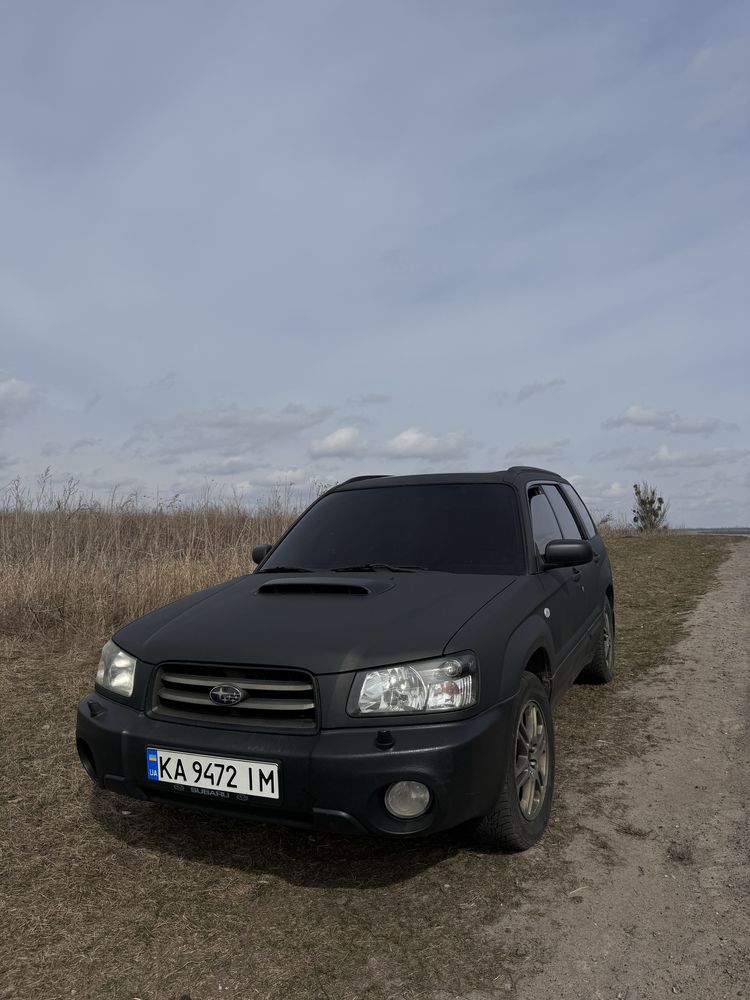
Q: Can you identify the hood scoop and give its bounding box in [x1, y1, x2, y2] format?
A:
[256, 576, 394, 597]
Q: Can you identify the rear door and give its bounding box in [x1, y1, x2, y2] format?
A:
[559, 482, 611, 601]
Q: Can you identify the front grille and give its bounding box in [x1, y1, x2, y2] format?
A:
[151, 663, 317, 731]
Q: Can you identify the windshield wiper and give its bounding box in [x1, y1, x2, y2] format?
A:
[331, 562, 426, 573]
[259, 565, 313, 573]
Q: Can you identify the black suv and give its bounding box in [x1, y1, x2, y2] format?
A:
[76, 468, 614, 850]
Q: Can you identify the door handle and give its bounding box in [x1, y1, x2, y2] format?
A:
[571, 566, 581, 578]
[593, 553, 601, 564]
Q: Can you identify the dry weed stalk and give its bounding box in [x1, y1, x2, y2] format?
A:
[0, 474, 301, 647]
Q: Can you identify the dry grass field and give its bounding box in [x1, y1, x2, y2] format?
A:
[0, 490, 741, 1000]
[0, 483, 299, 651]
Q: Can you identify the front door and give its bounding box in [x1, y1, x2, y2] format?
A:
[528, 487, 590, 692]
[542, 484, 601, 641]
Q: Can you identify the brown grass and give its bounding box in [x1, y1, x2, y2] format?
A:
[0, 478, 299, 650]
[0, 503, 740, 1000]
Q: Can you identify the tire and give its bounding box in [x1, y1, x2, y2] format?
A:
[470, 672, 555, 852]
[579, 599, 615, 684]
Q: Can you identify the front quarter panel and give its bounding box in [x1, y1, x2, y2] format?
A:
[445, 577, 554, 706]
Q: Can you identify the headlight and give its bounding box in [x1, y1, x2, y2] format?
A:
[348, 652, 477, 715]
[95, 640, 137, 697]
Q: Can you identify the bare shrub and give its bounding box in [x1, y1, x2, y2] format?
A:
[0, 476, 301, 648]
[632, 481, 669, 533]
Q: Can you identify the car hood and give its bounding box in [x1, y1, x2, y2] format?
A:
[114, 572, 516, 673]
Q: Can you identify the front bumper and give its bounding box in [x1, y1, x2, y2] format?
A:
[75, 694, 515, 837]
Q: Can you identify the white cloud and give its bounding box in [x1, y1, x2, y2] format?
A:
[232, 468, 312, 490]
[310, 426, 366, 458]
[506, 439, 569, 460]
[259, 467, 310, 485]
[643, 445, 750, 470]
[603, 405, 739, 435]
[0, 378, 39, 429]
[516, 378, 565, 402]
[177, 457, 262, 476]
[75, 475, 143, 493]
[379, 428, 470, 460]
[600, 481, 629, 499]
[124, 403, 336, 461]
[668, 417, 740, 435]
[311, 425, 472, 462]
[567, 477, 633, 521]
[602, 405, 675, 430]
[591, 446, 644, 462]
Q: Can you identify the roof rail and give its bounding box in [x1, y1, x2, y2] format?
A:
[340, 475, 390, 485]
[505, 465, 561, 478]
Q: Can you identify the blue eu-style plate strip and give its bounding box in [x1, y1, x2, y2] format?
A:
[146, 748, 159, 781]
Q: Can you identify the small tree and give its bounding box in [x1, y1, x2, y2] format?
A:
[632, 481, 669, 532]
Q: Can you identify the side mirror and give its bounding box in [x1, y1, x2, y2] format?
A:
[542, 539, 593, 569]
[251, 543, 273, 566]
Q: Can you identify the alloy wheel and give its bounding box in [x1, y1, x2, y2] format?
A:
[515, 700, 549, 820]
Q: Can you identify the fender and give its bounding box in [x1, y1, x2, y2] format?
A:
[497, 613, 555, 704]
[446, 592, 556, 709]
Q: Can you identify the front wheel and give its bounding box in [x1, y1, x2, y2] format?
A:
[470, 672, 555, 851]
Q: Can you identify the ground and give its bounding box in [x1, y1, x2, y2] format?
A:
[496, 536, 750, 1000]
[1, 535, 748, 1000]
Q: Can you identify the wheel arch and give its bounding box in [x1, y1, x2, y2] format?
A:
[499, 615, 556, 703]
[523, 646, 552, 695]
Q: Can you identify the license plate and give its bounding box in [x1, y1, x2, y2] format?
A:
[146, 747, 279, 799]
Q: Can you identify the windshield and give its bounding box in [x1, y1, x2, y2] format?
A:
[261, 483, 524, 575]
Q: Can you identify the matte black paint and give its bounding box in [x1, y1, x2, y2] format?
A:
[76, 694, 517, 836]
[114, 571, 516, 674]
[76, 467, 614, 837]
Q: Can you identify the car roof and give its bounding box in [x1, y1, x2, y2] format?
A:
[333, 467, 569, 491]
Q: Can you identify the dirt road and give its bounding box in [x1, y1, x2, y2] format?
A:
[490, 538, 750, 1000]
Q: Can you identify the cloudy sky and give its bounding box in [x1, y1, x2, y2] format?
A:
[2, 1, 748, 526]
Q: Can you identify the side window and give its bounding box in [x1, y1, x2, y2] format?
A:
[529, 489, 562, 556]
[561, 483, 597, 538]
[544, 485, 583, 540]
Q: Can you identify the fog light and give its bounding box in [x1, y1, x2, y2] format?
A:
[384, 780, 431, 819]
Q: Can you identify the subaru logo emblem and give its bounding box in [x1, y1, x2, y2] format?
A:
[209, 684, 244, 706]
